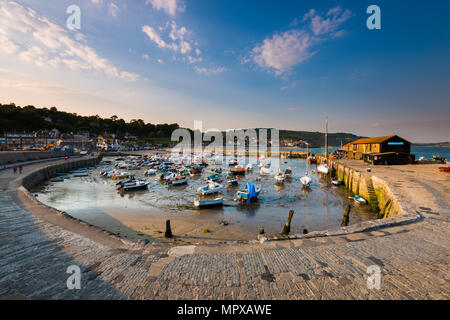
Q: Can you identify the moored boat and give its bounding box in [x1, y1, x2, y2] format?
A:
[331, 178, 343, 185]
[236, 182, 261, 203]
[197, 181, 223, 195]
[194, 197, 224, 208]
[353, 195, 367, 205]
[300, 175, 312, 187]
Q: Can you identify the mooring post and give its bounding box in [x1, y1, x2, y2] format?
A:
[165, 219, 173, 238]
[259, 227, 265, 235]
[281, 210, 294, 236]
[341, 205, 351, 227]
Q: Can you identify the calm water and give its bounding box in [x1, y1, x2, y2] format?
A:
[284, 146, 450, 160]
[32, 156, 377, 241]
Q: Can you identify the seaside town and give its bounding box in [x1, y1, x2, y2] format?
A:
[0, 0, 448, 307]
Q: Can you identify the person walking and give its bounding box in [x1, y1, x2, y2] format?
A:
[19, 165, 23, 174]
[13, 166, 17, 174]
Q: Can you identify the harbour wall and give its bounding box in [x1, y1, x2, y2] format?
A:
[317, 156, 405, 218]
[19, 154, 102, 190]
[0, 151, 72, 166]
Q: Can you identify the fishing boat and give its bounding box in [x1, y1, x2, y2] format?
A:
[228, 158, 238, 166]
[439, 167, 450, 172]
[331, 178, 343, 185]
[117, 179, 149, 192]
[189, 166, 203, 176]
[194, 197, 224, 208]
[110, 172, 132, 180]
[227, 176, 239, 186]
[197, 181, 223, 195]
[205, 173, 222, 182]
[236, 182, 261, 203]
[230, 165, 246, 175]
[353, 195, 367, 205]
[245, 163, 253, 172]
[168, 176, 188, 186]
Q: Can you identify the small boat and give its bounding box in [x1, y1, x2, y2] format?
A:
[284, 167, 292, 179]
[439, 167, 450, 172]
[353, 195, 367, 205]
[194, 197, 224, 208]
[317, 163, 329, 175]
[300, 175, 312, 187]
[117, 179, 149, 191]
[274, 169, 285, 183]
[144, 169, 157, 176]
[205, 173, 222, 182]
[230, 165, 246, 175]
[197, 181, 223, 195]
[227, 176, 239, 186]
[168, 176, 188, 186]
[259, 166, 271, 176]
[245, 163, 253, 171]
[73, 172, 89, 177]
[236, 182, 261, 203]
[211, 167, 223, 174]
[331, 178, 343, 185]
[228, 158, 238, 166]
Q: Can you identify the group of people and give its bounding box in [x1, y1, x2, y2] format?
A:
[12, 165, 23, 174]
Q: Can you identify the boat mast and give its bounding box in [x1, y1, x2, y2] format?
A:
[325, 117, 328, 161]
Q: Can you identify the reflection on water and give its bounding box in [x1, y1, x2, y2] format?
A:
[32, 156, 377, 240]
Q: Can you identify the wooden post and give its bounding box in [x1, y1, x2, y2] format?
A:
[281, 210, 294, 236]
[165, 220, 173, 238]
[259, 227, 265, 235]
[341, 205, 351, 227]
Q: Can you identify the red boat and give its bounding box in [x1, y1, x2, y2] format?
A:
[230, 165, 246, 175]
[439, 167, 450, 172]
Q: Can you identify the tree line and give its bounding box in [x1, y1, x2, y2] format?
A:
[0, 103, 180, 140]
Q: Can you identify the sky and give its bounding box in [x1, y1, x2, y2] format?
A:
[0, 0, 449, 143]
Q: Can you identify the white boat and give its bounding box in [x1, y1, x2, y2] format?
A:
[144, 169, 157, 176]
[197, 182, 223, 195]
[353, 195, 367, 205]
[274, 169, 285, 183]
[194, 197, 224, 208]
[317, 164, 330, 175]
[245, 163, 253, 171]
[73, 172, 89, 177]
[331, 178, 343, 185]
[259, 167, 272, 176]
[300, 175, 312, 187]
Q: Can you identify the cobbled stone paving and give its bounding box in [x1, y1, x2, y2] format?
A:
[0, 163, 449, 300]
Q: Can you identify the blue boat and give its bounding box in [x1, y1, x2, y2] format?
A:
[236, 182, 261, 203]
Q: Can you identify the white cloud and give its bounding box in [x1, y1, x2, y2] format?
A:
[142, 54, 150, 60]
[145, 0, 184, 17]
[0, 34, 19, 54]
[250, 6, 351, 75]
[252, 30, 314, 75]
[157, 59, 164, 64]
[303, 6, 352, 36]
[0, 1, 139, 82]
[108, 2, 119, 18]
[194, 66, 228, 75]
[142, 25, 167, 48]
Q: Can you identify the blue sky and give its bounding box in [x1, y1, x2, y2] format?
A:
[0, 0, 449, 142]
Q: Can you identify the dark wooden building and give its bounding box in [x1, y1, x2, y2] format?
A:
[343, 135, 415, 165]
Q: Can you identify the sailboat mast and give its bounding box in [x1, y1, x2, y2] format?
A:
[325, 117, 328, 160]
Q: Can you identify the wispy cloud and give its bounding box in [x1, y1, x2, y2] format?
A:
[250, 6, 352, 76]
[145, 0, 185, 17]
[107, 2, 120, 18]
[194, 66, 228, 75]
[0, 1, 139, 82]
